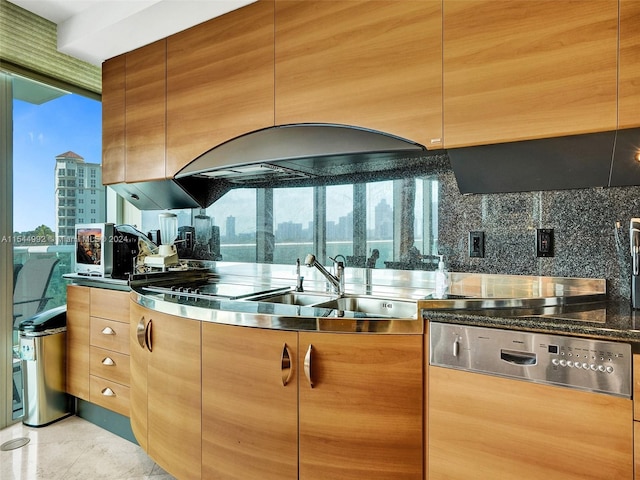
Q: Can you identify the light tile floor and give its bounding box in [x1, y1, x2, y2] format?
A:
[0, 415, 175, 480]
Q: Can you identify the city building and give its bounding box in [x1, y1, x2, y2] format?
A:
[54, 151, 105, 244]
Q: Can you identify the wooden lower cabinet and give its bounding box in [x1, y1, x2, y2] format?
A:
[131, 304, 423, 479]
[298, 332, 423, 480]
[66, 285, 91, 400]
[429, 366, 633, 480]
[67, 285, 130, 416]
[201, 323, 299, 480]
[636, 422, 640, 480]
[200, 325, 423, 479]
[129, 302, 202, 480]
[634, 354, 640, 479]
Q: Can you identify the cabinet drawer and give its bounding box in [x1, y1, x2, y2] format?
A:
[90, 346, 130, 386]
[90, 375, 130, 417]
[90, 317, 130, 354]
[90, 289, 130, 323]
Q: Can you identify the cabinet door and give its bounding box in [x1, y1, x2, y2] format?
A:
[129, 303, 202, 479]
[66, 285, 90, 400]
[102, 55, 125, 185]
[166, 0, 275, 177]
[298, 332, 423, 479]
[125, 39, 167, 182]
[429, 366, 633, 480]
[147, 309, 201, 480]
[443, 0, 618, 148]
[129, 301, 148, 450]
[202, 323, 298, 480]
[275, 0, 442, 149]
[620, 0, 640, 129]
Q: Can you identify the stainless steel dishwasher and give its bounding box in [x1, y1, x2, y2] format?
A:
[428, 322, 633, 480]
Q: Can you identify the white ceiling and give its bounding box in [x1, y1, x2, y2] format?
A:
[9, 0, 256, 66]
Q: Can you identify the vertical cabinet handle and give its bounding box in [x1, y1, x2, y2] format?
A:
[281, 343, 293, 386]
[304, 344, 314, 388]
[145, 319, 153, 352]
[101, 326, 115, 335]
[136, 317, 147, 349]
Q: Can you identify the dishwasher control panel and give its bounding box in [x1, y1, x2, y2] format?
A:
[430, 322, 631, 398]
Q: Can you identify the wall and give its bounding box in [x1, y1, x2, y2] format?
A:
[436, 157, 640, 302]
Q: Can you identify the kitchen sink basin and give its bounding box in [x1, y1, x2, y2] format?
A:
[244, 291, 334, 306]
[242, 290, 418, 319]
[312, 295, 418, 319]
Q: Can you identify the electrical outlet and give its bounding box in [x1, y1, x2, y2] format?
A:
[469, 231, 485, 258]
[536, 228, 554, 257]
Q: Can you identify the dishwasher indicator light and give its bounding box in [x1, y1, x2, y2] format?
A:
[548, 345, 559, 354]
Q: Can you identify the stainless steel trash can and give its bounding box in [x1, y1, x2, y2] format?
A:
[19, 306, 71, 427]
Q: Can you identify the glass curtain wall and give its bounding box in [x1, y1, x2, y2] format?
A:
[0, 71, 102, 426]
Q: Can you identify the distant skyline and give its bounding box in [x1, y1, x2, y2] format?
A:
[13, 93, 102, 232]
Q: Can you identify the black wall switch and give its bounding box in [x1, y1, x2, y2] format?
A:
[536, 228, 554, 257]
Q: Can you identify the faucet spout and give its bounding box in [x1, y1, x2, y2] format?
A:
[295, 258, 304, 292]
[304, 254, 344, 295]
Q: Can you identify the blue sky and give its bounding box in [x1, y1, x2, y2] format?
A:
[13, 93, 102, 232]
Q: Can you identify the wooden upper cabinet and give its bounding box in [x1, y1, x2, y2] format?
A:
[166, 0, 275, 177]
[125, 40, 167, 182]
[101, 55, 126, 185]
[275, 0, 443, 149]
[443, 0, 618, 148]
[619, 0, 640, 129]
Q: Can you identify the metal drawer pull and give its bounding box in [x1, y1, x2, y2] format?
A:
[145, 319, 153, 352]
[101, 326, 116, 335]
[304, 344, 314, 388]
[281, 343, 293, 386]
[136, 317, 146, 349]
[101, 387, 116, 397]
[101, 357, 115, 366]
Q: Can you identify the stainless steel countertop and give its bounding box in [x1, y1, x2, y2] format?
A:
[123, 262, 608, 336]
[68, 261, 622, 338]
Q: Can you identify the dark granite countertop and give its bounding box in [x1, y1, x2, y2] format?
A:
[422, 300, 640, 344]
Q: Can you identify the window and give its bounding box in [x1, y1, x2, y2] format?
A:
[7, 72, 102, 422]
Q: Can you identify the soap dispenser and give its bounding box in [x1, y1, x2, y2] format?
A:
[434, 255, 450, 299]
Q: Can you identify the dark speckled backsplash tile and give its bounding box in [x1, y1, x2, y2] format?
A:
[436, 157, 640, 302]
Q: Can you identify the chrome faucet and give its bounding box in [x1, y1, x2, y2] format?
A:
[304, 253, 345, 295]
[295, 258, 304, 292]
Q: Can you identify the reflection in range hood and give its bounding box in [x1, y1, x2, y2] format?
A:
[449, 128, 640, 194]
[174, 124, 445, 208]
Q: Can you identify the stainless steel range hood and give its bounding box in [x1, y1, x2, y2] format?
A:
[174, 124, 445, 208]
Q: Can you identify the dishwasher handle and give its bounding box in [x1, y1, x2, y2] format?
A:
[500, 349, 537, 366]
